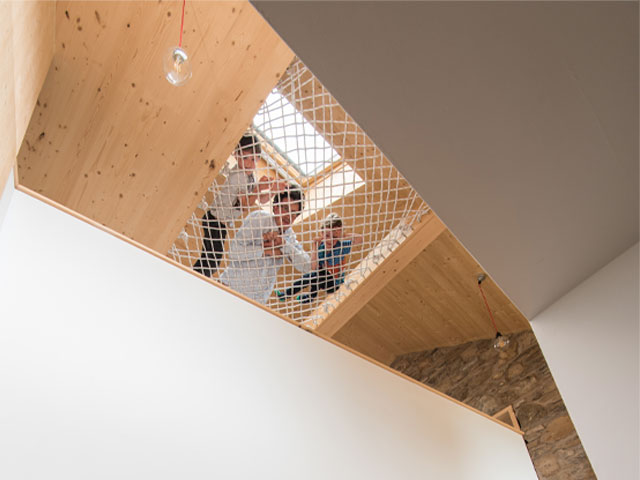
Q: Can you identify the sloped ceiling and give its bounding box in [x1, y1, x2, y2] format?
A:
[252, 1, 639, 318]
[17, 1, 293, 253]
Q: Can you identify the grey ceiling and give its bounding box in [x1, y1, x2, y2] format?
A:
[252, 1, 639, 319]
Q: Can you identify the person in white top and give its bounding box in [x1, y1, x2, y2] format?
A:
[220, 185, 312, 305]
[193, 134, 281, 277]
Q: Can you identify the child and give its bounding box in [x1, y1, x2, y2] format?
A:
[219, 185, 311, 305]
[276, 213, 363, 304]
[193, 134, 283, 278]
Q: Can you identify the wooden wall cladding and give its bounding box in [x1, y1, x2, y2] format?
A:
[0, 1, 18, 193]
[12, 1, 56, 156]
[0, 1, 55, 196]
[17, 1, 293, 253]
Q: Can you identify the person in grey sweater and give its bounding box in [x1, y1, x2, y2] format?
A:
[220, 185, 311, 305]
[193, 134, 283, 278]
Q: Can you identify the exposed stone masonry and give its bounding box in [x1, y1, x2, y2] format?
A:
[390, 331, 596, 479]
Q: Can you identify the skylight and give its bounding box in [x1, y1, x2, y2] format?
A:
[253, 89, 341, 177]
[295, 163, 365, 223]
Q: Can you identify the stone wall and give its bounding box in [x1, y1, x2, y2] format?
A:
[391, 331, 596, 479]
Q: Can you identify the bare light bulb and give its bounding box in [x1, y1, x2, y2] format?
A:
[163, 46, 192, 86]
[493, 332, 510, 350]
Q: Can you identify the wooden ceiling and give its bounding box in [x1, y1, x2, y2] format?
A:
[330, 229, 530, 365]
[13, 0, 530, 368]
[17, 1, 293, 253]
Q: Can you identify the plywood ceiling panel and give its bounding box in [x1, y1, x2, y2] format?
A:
[17, 1, 293, 253]
[333, 230, 531, 364]
[315, 211, 446, 337]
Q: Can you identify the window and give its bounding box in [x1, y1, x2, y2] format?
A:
[253, 90, 340, 178]
[296, 163, 365, 223]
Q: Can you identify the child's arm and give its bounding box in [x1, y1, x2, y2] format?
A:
[262, 230, 284, 257]
[343, 231, 364, 246]
[228, 212, 270, 262]
[256, 175, 273, 204]
[280, 232, 312, 274]
[256, 176, 288, 205]
[237, 175, 278, 209]
[238, 189, 258, 209]
[310, 236, 323, 271]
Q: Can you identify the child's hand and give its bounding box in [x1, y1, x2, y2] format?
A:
[263, 231, 283, 245]
[237, 193, 252, 207]
[263, 245, 283, 257]
[256, 176, 271, 193]
[263, 231, 283, 257]
[272, 180, 288, 193]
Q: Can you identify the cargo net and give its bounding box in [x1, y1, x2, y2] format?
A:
[169, 58, 429, 327]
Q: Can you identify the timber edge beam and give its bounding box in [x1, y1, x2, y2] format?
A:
[316, 211, 447, 337]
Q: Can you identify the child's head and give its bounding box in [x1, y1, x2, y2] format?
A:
[273, 185, 304, 229]
[235, 134, 261, 171]
[323, 213, 343, 240]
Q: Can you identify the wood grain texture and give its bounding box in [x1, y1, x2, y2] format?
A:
[17, 1, 293, 252]
[12, 1, 55, 149]
[0, 1, 17, 194]
[333, 230, 531, 364]
[315, 210, 446, 336]
[0, 1, 55, 198]
[268, 178, 424, 321]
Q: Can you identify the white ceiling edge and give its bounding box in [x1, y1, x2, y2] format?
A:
[252, 1, 639, 319]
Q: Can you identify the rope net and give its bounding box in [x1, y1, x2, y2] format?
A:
[169, 58, 429, 327]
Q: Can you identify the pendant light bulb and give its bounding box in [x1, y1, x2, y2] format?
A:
[493, 332, 510, 350]
[163, 46, 192, 86]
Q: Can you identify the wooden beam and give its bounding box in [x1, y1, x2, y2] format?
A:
[315, 210, 447, 337]
[17, 1, 293, 253]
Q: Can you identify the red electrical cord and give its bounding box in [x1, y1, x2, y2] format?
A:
[179, 0, 186, 47]
[478, 280, 499, 334]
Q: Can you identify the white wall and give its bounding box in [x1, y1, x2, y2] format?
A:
[0, 191, 536, 480]
[531, 243, 639, 480]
